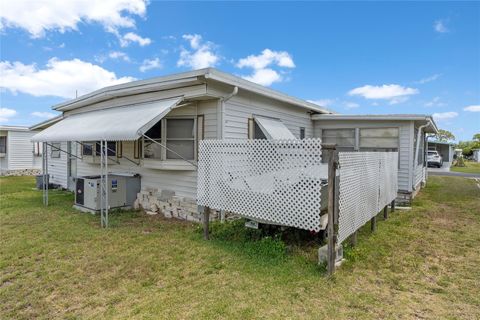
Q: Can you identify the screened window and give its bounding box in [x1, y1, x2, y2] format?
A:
[360, 128, 399, 149]
[166, 118, 195, 160]
[322, 129, 355, 148]
[94, 141, 116, 156]
[51, 143, 61, 158]
[82, 143, 93, 156]
[0, 136, 6, 153]
[254, 122, 267, 139]
[144, 121, 162, 159]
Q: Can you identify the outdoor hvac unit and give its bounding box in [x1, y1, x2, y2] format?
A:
[74, 173, 141, 213]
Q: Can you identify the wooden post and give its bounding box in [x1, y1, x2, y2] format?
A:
[383, 205, 388, 220]
[203, 206, 210, 240]
[323, 144, 337, 275]
[350, 231, 358, 247]
[391, 199, 395, 212]
[371, 215, 377, 232]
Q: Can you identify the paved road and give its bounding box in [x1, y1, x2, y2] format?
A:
[428, 171, 480, 178]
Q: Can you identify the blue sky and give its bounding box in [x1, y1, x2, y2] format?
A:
[1, 1, 479, 141]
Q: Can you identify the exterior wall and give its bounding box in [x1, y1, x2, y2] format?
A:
[412, 127, 428, 191]
[313, 120, 414, 193]
[73, 100, 218, 199]
[3, 130, 41, 172]
[222, 91, 313, 140]
[47, 141, 68, 188]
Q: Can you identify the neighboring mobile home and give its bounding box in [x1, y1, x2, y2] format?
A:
[32, 68, 437, 210]
[0, 125, 42, 175]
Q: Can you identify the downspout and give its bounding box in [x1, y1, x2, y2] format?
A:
[220, 86, 238, 139]
[413, 120, 431, 190]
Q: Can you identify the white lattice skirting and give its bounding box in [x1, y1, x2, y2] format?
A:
[337, 152, 398, 244]
[197, 139, 327, 231]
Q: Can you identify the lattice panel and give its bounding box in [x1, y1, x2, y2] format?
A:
[337, 152, 399, 244]
[197, 139, 326, 231]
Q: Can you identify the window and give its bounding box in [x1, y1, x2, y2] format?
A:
[144, 121, 162, 159]
[322, 129, 355, 148]
[300, 127, 305, 139]
[254, 121, 267, 139]
[359, 128, 399, 150]
[94, 141, 116, 156]
[143, 118, 197, 161]
[51, 143, 61, 158]
[0, 136, 6, 153]
[166, 118, 195, 160]
[82, 143, 93, 156]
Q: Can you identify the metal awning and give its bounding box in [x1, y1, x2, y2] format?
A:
[32, 98, 182, 142]
[254, 116, 296, 140]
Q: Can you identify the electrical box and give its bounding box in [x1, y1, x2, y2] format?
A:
[74, 173, 140, 213]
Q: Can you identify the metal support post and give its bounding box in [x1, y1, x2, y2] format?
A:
[383, 205, 388, 220]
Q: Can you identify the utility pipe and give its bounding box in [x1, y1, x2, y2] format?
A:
[219, 86, 238, 139]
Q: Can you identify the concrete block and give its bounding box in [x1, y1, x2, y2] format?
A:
[158, 189, 175, 201]
[318, 244, 343, 265]
[146, 211, 158, 216]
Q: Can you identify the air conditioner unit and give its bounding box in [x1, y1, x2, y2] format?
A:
[74, 173, 140, 213]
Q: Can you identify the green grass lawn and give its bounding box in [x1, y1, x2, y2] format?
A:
[451, 160, 480, 174]
[1, 176, 479, 319]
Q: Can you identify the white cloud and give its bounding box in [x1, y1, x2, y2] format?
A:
[0, 58, 136, 99]
[348, 84, 419, 104]
[243, 69, 282, 87]
[432, 111, 458, 120]
[307, 99, 335, 107]
[0, 0, 147, 38]
[424, 96, 446, 107]
[119, 32, 151, 47]
[0, 107, 17, 122]
[434, 19, 449, 33]
[344, 102, 360, 109]
[464, 105, 480, 112]
[415, 74, 442, 84]
[139, 58, 162, 72]
[236, 49, 295, 86]
[31, 111, 57, 119]
[237, 49, 295, 70]
[108, 51, 130, 62]
[177, 34, 220, 69]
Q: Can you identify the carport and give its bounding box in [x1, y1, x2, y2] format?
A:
[428, 141, 454, 164]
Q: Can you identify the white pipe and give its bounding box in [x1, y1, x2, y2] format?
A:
[220, 86, 238, 139]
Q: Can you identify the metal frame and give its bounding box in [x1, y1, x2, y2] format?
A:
[100, 140, 109, 228]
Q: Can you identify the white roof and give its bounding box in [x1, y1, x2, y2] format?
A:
[52, 68, 334, 114]
[32, 98, 181, 142]
[254, 117, 296, 140]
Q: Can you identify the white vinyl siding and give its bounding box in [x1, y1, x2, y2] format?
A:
[5, 130, 41, 171]
[223, 92, 313, 140]
[47, 141, 68, 188]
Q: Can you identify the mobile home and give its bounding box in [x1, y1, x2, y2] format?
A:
[32, 68, 437, 212]
[0, 125, 42, 175]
